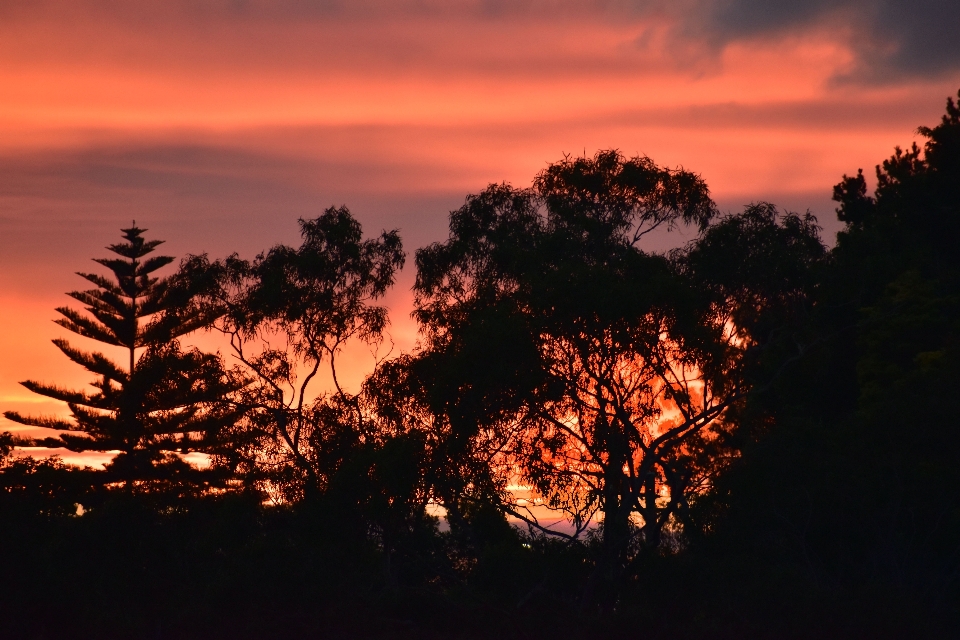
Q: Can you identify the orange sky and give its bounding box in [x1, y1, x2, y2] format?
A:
[2, 1, 958, 459]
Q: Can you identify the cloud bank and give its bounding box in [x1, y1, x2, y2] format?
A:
[2, 0, 956, 83]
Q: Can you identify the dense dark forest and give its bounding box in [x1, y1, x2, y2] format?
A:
[2, 92, 959, 639]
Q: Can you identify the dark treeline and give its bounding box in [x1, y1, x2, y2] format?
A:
[2, 93, 959, 639]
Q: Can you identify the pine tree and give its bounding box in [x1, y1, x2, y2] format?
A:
[4, 224, 242, 481]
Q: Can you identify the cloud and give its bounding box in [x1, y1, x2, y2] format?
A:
[1, 0, 956, 83]
[693, 0, 960, 81]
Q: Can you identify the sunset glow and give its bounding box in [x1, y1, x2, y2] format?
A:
[2, 1, 958, 451]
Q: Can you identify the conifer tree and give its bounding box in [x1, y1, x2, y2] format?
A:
[4, 224, 242, 481]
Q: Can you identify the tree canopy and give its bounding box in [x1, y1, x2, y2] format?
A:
[4, 225, 241, 482]
[174, 206, 406, 502]
[410, 152, 825, 602]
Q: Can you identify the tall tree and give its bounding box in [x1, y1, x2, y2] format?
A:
[414, 152, 724, 572]
[413, 151, 826, 597]
[4, 225, 241, 481]
[175, 207, 406, 502]
[669, 90, 960, 636]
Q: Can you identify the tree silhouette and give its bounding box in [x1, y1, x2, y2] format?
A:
[709, 89, 960, 611]
[175, 207, 405, 502]
[4, 225, 241, 482]
[411, 151, 828, 605]
[414, 153, 723, 578]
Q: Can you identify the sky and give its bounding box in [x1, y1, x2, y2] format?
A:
[2, 0, 959, 460]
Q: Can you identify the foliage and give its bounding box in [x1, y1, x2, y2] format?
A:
[172, 204, 436, 572]
[3, 226, 242, 482]
[690, 89, 960, 635]
[174, 207, 405, 502]
[409, 150, 823, 597]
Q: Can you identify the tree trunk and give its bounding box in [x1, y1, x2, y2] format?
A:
[640, 468, 661, 550]
[602, 466, 630, 570]
[582, 459, 631, 611]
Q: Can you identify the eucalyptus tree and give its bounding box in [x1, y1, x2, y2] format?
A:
[4, 225, 242, 482]
[176, 207, 406, 502]
[413, 151, 824, 583]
